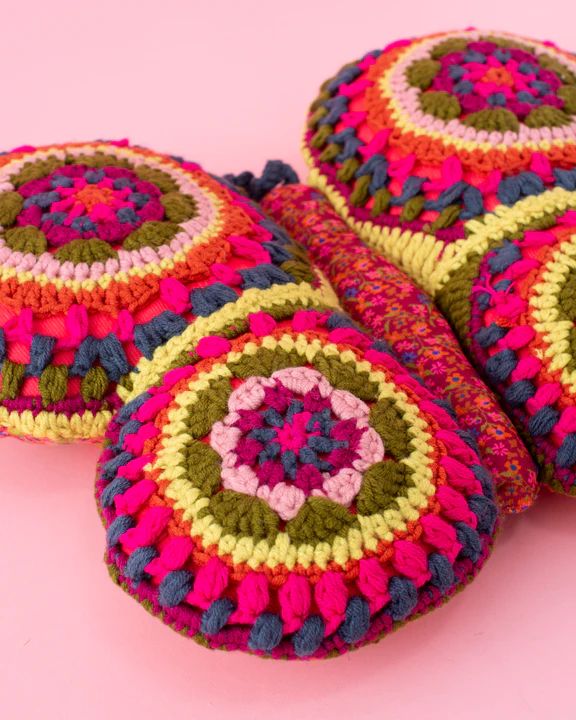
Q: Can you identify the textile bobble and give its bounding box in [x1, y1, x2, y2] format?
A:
[0, 140, 318, 442]
[96, 179, 498, 658]
[299, 29, 576, 496]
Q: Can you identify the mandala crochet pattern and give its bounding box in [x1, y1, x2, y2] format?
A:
[303, 29, 576, 495]
[0, 141, 319, 441]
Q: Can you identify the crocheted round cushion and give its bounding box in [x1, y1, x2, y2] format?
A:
[97, 297, 498, 657]
[0, 140, 320, 441]
[261, 183, 538, 513]
[304, 30, 576, 495]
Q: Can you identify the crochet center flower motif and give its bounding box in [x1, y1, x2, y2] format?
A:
[411, 37, 576, 129]
[2, 162, 197, 261]
[211, 367, 384, 520]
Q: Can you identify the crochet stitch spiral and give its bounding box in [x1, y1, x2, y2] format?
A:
[96, 167, 498, 659]
[304, 29, 576, 495]
[0, 140, 320, 442]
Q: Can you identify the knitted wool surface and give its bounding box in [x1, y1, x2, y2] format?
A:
[96, 171, 498, 658]
[0, 140, 318, 442]
[261, 184, 538, 513]
[304, 29, 576, 495]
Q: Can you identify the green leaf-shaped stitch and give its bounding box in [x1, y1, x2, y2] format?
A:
[123, 221, 180, 251]
[430, 37, 469, 59]
[356, 460, 411, 515]
[4, 226, 47, 254]
[463, 107, 519, 132]
[406, 59, 441, 89]
[184, 440, 222, 496]
[55, 238, 118, 264]
[420, 92, 461, 121]
[187, 376, 231, 439]
[200, 490, 279, 543]
[285, 497, 358, 545]
[525, 106, 571, 129]
[369, 398, 412, 460]
[160, 192, 198, 223]
[81, 366, 109, 401]
[135, 165, 178, 193]
[0, 192, 23, 227]
[558, 85, 576, 115]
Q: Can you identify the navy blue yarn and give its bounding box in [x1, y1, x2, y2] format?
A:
[190, 283, 238, 317]
[461, 186, 484, 219]
[519, 172, 545, 196]
[472, 464, 495, 500]
[100, 476, 131, 508]
[239, 264, 293, 290]
[432, 398, 457, 422]
[125, 546, 158, 586]
[326, 65, 361, 93]
[556, 432, 576, 468]
[99, 334, 130, 381]
[0, 329, 6, 365]
[259, 218, 292, 245]
[26, 334, 56, 376]
[488, 242, 522, 273]
[485, 348, 517, 383]
[200, 598, 236, 635]
[106, 514, 134, 547]
[118, 418, 143, 445]
[248, 613, 284, 653]
[158, 570, 194, 607]
[319, 95, 349, 126]
[428, 553, 455, 593]
[455, 523, 482, 563]
[387, 576, 418, 621]
[326, 312, 357, 329]
[293, 615, 325, 658]
[493, 279, 512, 292]
[133, 311, 188, 360]
[475, 323, 507, 348]
[102, 450, 134, 481]
[71, 336, 99, 376]
[23, 191, 60, 209]
[263, 242, 292, 264]
[554, 168, 576, 191]
[390, 176, 425, 205]
[117, 392, 151, 423]
[338, 597, 371, 644]
[497, 177, 522, 205]
[425, 181, 467, 212]
[528, 405, 559, 437]
[329, 128, 363, 162]
[505, 379, 535, 407]
[468, 495, 498, 534]
[223, 161, 299, 202]
[455, 428, 479, 455]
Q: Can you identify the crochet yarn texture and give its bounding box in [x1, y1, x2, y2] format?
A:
[304, 29, 576, 495]
[0, 140, 317, 441]
[262, 184, 538, 513]
[96, 167, 498, 659]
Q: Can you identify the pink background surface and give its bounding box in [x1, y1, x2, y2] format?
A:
[2, 1, 576, 717]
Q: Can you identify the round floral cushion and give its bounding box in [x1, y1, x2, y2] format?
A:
[303, 29, 576, 495]
[96, 171, 498, 658]
[0, 140, 318, 441]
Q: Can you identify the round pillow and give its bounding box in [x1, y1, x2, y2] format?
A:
[0, 140, 318, 441]
[96, 168, 498, 658]
[303, 29, 576, 495]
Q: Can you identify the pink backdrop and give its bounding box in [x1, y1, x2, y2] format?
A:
[2, 1, 576, 717]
